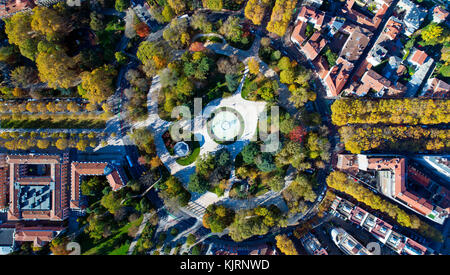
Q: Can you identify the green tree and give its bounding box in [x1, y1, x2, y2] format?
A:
[188, 173, 210, 194]
[241, 142, 259, 164]
[100, 191, 122, 214]
[115, 0, 130, 12]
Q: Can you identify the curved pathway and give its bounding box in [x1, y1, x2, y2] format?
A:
[133, 35, 293, 218]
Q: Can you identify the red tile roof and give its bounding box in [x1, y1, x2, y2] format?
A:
[14, 226, 64, 247]
[291, 20, 308, 45]
[301, 32, 327, 60]
[106, 169, 125, 191]
[408, 166, 430, 188]
[324, 57, 354, 96]
[0, 0, 35, 19]
[410, 50, 428, 65]
[297, 6, 325, 27]
[312, 56, 330, 79]
[383, 17, 402, 40]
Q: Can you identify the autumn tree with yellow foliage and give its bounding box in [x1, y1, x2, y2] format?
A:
[275, 234, 298, 255]
[244, 0, 272, 25]
[247, 57, 260, 75]
[80, 65, 117, 104]
[266, 0, 297, 37]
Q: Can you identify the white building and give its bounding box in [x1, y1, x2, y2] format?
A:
[397, 0, 427, 36]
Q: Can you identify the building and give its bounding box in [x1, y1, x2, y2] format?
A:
[330, 227, 373, 255]
[13, 225, 64, 248]
[409, 49, 429, 67]
[0, 227, 15, 255]
[397, 0, 427, 36]
[355, 69, 406, 97]
[302, 0, 323, 9]
[324, 57, 354, 96]
[330, 195, 433, 255]
[70, 161, 127, 210]
[421, 78, 450, 98]
[342, 0, 391, 31]
[0, 0, 34, 19]
[301, 32, 327, 60]
[35, 0, 64, 7]
[367, 44, 388, 66]
[382, 17, 403, 41]
[430, 5, 448, 24]
[296, 6, 326, 29]
[301, 233, 328, 255]
[406, 48, 434, 97]
[336, 154, 449, 224]
[312, 56, 330, 79]
[340, 26, 372, 62]
[0, 153, 128, 249]
[291, 6, 326, 47]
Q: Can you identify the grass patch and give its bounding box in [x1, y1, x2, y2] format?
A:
[109, 243, 130, 255]
[0, 118, 106, 129]
[81, 215, 143, 255]
[176, 140, 201, 166]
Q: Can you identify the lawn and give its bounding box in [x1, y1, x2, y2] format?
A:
[176, 140, 201, 166]
[0, 118, 106, 129]
[80, 215, 143, 255]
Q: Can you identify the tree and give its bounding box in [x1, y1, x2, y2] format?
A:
[81, 176, 107, 197]
[90, 12, 105, 32]
[421, 24, 443, 44]
[36, 49, 79, 89]
[163, 18, 190, 49]
[161, 5, 175, 22]
[115, 0, 130, 12]
[255, 153, 276, 172]
[76, 139, 89, 151]
[168, 0, 187, 15]
[268, 173, 285, 192]
[101, 191, 122, 214]
[159, 68, 178, 88]
[50, 237, 70, 255]
[37, 139, 50, 149]
[241, 142, 259, 164]
[0, 45, 18, 64]
[186, 234, 196, 246]
[202, 0, 223, 11]
[31, 6, 71, 41]
[245, 0, 270, 25]
[280, 69, 295, 84]
[190, 12, 213, 33]
[247, 57, 259, 75]
[276, 234, 298, 255]
[137, 41, 170, 77]
[55, 138, 68, 150]
[188, 173, 210, 194]
[80, 65, 117, 104]
[289, 126, 307, 143]
[12, 87, 27, 98]
[278, 56, 292, 71]
[216, 150, 231, 166]
[219, 16, 243, 43]
[135, 22, 150, 38]
[4, 11, 38, 60]
[266, 0, 297, 37]
[115, 51, 128, 65]
[10, 66, 39, 88]
[225, 74, 240, 92]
